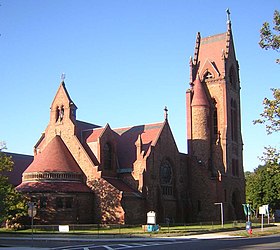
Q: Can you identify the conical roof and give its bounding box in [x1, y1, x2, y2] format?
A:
[191, 76, 209, 107]
[25, 135, 82, 173]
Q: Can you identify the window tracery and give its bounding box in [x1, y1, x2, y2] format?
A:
[160, 160, 173, 196]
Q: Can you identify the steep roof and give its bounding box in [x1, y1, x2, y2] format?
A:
[24, 135, 82, 173]
[86, 122, 165, 169]
[197, 32, 228, 75]
[104, 177, 140, 194]
[86, 127, 105, 142]
[50, 81, 77, 109]
[191, 76, 209, 107]
[76, 120, 101, 141]
[114, 122, 164, 168]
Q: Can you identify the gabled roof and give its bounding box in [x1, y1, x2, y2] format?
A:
[86, 127, 106, 143]
[104, 177, 140, 194]
[76, 120, 101, 142]
[85, 122, 165, 169]
[113, 122, 165, 168]
[114, 122, 164, 145]
[50, 81, 77, 109]
[24, 135, 82, 174]
[198, 32, 228, 75]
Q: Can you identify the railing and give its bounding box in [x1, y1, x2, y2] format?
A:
[21, 220, 274, 235]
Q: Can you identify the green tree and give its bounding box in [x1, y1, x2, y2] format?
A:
[253, 88, 280, 134]
[246, 149, 280, 212]
[0, 142, 27, 228]
[247, 11, 280, 212]
[259, 10, 280, 63]
[256, 10, 280, 134]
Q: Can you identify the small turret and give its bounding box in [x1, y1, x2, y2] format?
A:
[191, 75, 210, 108]
[190, 75, 210, 166]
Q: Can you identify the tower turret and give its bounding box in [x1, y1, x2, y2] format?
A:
[186, 10, 245, 220]
[190, 75, 210, 166]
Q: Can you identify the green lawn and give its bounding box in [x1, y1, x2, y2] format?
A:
[0, 221, 269, 235]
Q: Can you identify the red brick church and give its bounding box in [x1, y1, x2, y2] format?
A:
[16, 15, 245, 224]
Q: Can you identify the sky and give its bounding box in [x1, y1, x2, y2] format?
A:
[0, 0, 279, 172]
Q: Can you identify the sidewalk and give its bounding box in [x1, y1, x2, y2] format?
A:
[0, 224, 279, 250]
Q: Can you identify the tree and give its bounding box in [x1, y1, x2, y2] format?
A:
[0, 142, 27, 229]
[253, 88, 280, 134]
[259, 10, 280, 63]
[246, 148, 280, 212]
[246, 159, 280, 212]
[246, 11, 280, 213]
[256, 10, 280, 134]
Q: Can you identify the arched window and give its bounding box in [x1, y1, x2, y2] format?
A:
[231, 99, 238, 142]
[212, 99, 218, 137]
[103, 143, 112, 170]
[59, 106, 64, 121]
[229, 66, 237, 89]
[55, 106, 64, 122]
[55, 106, 60, 122]
[160, 160, 173, 196]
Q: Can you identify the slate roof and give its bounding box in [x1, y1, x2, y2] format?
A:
[3, 152, 33, 186]
[198, 32, 228, 73]
[16, 181, 92, 193]
[191, 76, 209, 107]
[104, 177, 140, 194]
[24, 135, 82, 174]
[114, 122, 164, 168]
[86, 122, 165, 169]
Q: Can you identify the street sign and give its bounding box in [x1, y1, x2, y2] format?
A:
[259, 206, 266, 215]
[28, 207, 37, 217]
[27, 202, 37, 218]
[147, 211, 156, 225]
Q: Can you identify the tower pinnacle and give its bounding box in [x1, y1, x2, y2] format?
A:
[61, 73, 66, 82]
[226, 8, 231, 23]
[164, 106, 168, 120]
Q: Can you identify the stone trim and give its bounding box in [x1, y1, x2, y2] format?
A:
[23, 171, 82, 182]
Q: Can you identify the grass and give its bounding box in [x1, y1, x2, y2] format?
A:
[0, 222, 278, 238]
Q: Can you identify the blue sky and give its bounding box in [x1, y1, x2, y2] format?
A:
[0, 0, 279, 172]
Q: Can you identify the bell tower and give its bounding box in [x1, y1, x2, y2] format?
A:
[186, 10, 245, 219]
[38, 77, 78, 152]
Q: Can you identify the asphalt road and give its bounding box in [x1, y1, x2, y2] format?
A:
[0, 234, 280, 250]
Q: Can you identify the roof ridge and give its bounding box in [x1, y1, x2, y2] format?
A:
[113, 121, 164, 131]
[201, 31, 227, 40]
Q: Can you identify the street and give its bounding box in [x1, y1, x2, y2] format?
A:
[0, 234, 280, 249]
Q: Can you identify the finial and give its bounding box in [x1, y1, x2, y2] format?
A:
[61, 73, 66, 82]
[164, 106, 168, 120]
[226, 8, 231, 23]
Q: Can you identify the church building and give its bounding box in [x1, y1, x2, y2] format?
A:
[16, 14, 245, 224]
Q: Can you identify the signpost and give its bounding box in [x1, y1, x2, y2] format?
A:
[214, 203, 224, 228]
[243, 204, 252, 234]
[259, 204, 269, 231]
[28, 202, 37, 246]
[259, 206, 265, 231]
[146, 211, 159, 232]
[263, 204, 269, 224]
